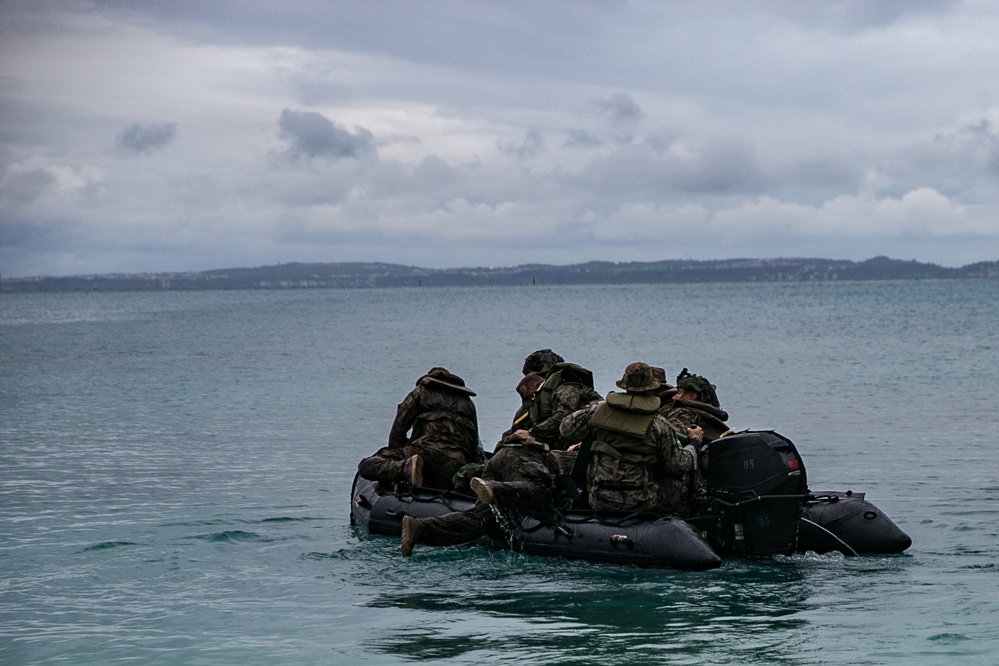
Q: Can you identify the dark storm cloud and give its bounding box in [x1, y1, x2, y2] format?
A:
[115, 121, 177, 154]
[277, 109, 375, 160]
[593, 93, 644, 125]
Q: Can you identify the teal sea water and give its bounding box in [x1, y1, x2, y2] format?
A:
[2, 280, 998, 665]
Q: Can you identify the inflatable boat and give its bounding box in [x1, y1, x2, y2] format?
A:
[350, 430, 911, 569]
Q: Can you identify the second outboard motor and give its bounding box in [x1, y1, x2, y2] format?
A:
[703, 431, 808, 557]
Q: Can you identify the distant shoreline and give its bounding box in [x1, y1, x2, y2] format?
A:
[3, 255, 998, 292]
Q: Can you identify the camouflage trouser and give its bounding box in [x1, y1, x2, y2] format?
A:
[357, 443, 470, 491]
[587, 453, 686, 515]
[413, 479, 552, 548]
[481, 479, 551, 511]
[412, 504, 496, 547]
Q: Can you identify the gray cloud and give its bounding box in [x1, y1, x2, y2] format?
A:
[568, 135, 769, 196]
[497, 130, 546, 160]
[277, 109, 375, 160]
[115, 121, 177, 154]
[593, 93, 644, 125]
[952, 117, 999, 175]
[1, 167, 55, 211]
[2, 0, 999, 277]
[564, 129, 605, 148]
[771, 0, 959, 31]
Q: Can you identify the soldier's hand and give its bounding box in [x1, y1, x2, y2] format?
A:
[686, 426, 704, 443]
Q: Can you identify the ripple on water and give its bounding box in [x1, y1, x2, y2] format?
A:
[927, 633, 971, 644]
[77, 541, 141, 553]
[185, 530, 273, 544]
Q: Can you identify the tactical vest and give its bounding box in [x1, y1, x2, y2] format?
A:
[529, 362, 594, 424]
[588, 392, 661, 465]
[412, 393, 482, 461]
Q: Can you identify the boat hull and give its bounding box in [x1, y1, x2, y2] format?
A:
[351, 475, 722, 570]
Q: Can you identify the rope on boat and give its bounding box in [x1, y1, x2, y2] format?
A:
[798, 517, 859, 556]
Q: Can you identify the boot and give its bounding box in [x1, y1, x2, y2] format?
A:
[401, 515, 422, 557]
[469, 477, 494, 505]
[402, 454, 424, 487]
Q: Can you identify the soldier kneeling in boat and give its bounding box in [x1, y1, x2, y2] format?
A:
[560, 362, 702, 517]
[357, 367, 483, 492]
[400, 430, 560, 557]
[658, 368, 731, 495]
[518, 348, 603, 450]
[660, 368, 731, 444]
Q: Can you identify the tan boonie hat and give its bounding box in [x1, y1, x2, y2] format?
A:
[615, 362, 660, 392]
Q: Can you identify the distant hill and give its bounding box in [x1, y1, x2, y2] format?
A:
[4, 256, 998, 292]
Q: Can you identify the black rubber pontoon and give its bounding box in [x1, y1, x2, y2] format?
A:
[797, 490, 912, 555]
[351, 430, 911, 567]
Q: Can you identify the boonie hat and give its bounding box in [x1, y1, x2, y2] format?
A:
[420, 367, 476, 396]
[615, 362, 661, 392]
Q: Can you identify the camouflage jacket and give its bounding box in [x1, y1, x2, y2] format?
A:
[529, 382, 603, 449]
[561, 394, 696, 512]
[659, 399, 731, 442]
[483, 435, 561, 487]
[388, 383, 482, 463]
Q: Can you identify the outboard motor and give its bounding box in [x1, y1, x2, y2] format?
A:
[702, 430, 808, 557]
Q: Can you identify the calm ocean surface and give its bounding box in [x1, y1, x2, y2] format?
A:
[2, 280, 998, 665]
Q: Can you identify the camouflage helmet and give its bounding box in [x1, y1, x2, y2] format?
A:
[615, 362, 661, 392]
[650, 366, 668, 386]
[675, 368, 719, 407]
[521, 349, 565, 376]
[420, 367, 476, 396]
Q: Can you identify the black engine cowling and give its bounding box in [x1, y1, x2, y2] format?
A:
[698, 430, 808, 556]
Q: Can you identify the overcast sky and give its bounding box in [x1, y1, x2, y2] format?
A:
[3, 0, 999, 277]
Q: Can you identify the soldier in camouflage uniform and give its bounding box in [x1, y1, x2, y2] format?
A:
[662, 369, 732, 493]
[519, 349, 603, 450]
[400, 430, 561, 556]
[560, 362, 701, 516]
[651, 366, 708, 500]
[662, 368, 731, 443]
[521, 348, 565, 376]
[504, 372, 546, 436]
[357, 367, 483, 491]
